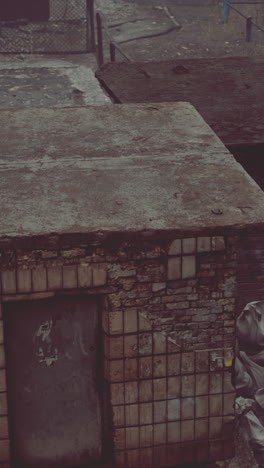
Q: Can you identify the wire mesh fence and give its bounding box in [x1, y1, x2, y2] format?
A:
[0, 0, 95, 54]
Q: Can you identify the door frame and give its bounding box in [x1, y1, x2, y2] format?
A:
[1, 290, 112, 468]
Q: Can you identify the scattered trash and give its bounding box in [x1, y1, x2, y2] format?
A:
[235, 302, 264, 467]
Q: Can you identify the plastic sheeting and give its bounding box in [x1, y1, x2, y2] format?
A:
[235, 301, 264, 468]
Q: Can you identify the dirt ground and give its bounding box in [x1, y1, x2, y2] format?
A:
[95, 0, 264, 64]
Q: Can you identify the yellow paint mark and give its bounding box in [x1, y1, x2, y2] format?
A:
[224, 356, 233, 367]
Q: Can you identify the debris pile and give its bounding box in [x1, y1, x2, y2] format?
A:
[235, 301, 264, 468]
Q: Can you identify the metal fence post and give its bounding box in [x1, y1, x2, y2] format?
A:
[87, 0, 95, 52]
[223, 0, 230, 23]
[96, 12, 104, 67]
[246, 16, 253, 41]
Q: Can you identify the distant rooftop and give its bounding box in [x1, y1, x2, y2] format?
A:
[96, 57, 264, 146]
[1, 102, 264, 239]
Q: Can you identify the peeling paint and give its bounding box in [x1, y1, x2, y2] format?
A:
[35, 320, 52, 343]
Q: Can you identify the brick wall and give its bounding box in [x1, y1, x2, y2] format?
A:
[0, 234, 237, 467]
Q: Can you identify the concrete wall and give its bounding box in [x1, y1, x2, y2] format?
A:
[0, 233, 237, 467]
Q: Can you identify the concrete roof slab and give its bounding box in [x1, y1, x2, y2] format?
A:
[1, 102, 264, 238]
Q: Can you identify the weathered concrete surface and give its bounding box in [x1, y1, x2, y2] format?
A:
[96, 58, 264, 146]
[1, 102, 264, 239]
[0, 59, 110, 108]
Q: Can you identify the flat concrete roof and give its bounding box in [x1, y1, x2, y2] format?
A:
[96, 57, 264, 146]
[1, 102, 264, 239]
[0, 61, 110, 108]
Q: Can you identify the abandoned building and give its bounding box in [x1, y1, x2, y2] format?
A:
[0, 101, 263, 467]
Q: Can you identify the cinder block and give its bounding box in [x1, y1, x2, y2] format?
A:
[139, 313, 152, 332]
[0, 439, 10, 462]
[0, 369, 6, 392]
[197, 237, 211, 252]
[124, 358, 138, 381]
[93, 268, 107, 287]
[109, 360, 124, 383]
[153, 332, 166, 354]
[109, 311, 123, 335]
[223, 392, 235, 415]
[167, 399, 181, 421]
[182, 352, 195, 374]
[0, 416, 9, 439]
[168, 239, 181, 256]
[108, 336, 124, 359]
[195, 418, 208, 440]
[126, 426, 139, 449]
[32, 268, 47, 292]
[17, 269, 32, 293]
[168, 257, 181, 280]
[181, 420, 194, 441]
[196, 374, 209, 396]
[139, 403, 153, 425]
[124, 309, 138, 334]
[63, 265, 78, 289]
[182, 238, 196, 254]
[112, 405, 125, 427]
[153, 423, 166, 445]
[212, 236, 225, 251]
[110, 383, 124, 405]
[124, 334, 138, 357]
[168, 421, 181, 443]
[126, 404, 139, 426]
[181, 397, 194, 420]
[168, 376, 180, 399]
[210, 394, 222, 416]
[154, 401, 166, 423]
[1, 271, 16, 294]
[182, 255, 196, 279]
[125, 381, 139, 405]
[0, 393, 8, 416]
[47, 267, 63, 290]
[77, 265, 92, 288]
[196, 396, 209, 418]
[0, 345, 5, 369]
[140, 424, 153, 447]
[139, 380, 152, 402]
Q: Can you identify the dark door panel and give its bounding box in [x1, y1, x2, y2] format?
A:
[4, 295, 102, 468]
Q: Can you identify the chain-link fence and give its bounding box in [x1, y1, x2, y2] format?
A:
[0, 0, 95, 54]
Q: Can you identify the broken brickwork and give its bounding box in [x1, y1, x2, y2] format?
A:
[0, 233, 237, 466]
